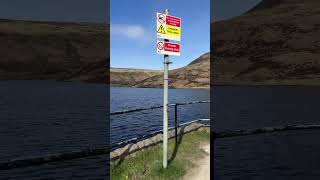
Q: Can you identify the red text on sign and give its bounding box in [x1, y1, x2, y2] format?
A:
[164, 42, 180, 52]
[166, 15, 181, 27]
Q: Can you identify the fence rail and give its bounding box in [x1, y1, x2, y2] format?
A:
[214, 124, 320, 139]
[110, 100, 210, 116]
[112, 118, 210, 150]
[0, 100, 210, 170]
[111, 100, 210, 145]
[4, 98, 320, 171]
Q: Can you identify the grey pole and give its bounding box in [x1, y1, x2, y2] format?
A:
[163, 8, 170, 169]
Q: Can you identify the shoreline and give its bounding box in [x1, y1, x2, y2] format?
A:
[212, 84, 320, 87]
[3, 79, 320, 88]
[111, 85, 210, 90]
[110, 124, 210, 180]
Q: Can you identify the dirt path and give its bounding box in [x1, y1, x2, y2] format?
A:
[183, 144, 210, 180]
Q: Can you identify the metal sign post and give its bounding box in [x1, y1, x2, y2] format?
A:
[156, 8, 181, 169]
[163, 8, 170, 169]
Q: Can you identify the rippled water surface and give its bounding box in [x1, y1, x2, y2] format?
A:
[213, 86, 320, 179]
[0, 80, 108, 179]
[0, 81, 209, 179]
[110, 87, 210, 144]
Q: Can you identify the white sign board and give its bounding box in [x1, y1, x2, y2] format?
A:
[157, 40, 180, 56]
[157, 13, 181, 41]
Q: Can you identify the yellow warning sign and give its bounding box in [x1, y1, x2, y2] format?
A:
[157, 25, 166, 34]
[166, 25, 180, 37]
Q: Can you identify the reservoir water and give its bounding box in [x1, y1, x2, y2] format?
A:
[0, 81, 209, 179]
[110, 87, 210, 145]
[5, 82, 318, 179]
[213, 86, 320, 180]
[0, 80, 108, 179]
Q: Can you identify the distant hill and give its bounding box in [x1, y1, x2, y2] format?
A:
[110, 68, 161, 87]
[212, 0, 320, 85]
[6, 0, 319, 87]
[133, 53, 210, 88]
[0, 19, 108, 83]
[0, 18, 210, 88]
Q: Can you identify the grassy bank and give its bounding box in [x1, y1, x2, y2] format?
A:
[110, 130, 210, 180]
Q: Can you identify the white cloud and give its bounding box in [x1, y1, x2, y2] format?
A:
[111, 24, 146, 40]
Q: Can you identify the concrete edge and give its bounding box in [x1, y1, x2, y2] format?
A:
[110, 123, 210, 162]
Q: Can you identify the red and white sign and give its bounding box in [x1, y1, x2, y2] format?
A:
[157, 12, 181, 41]
[157, 13, 166, 24]
[157, 41, 180, 56]
[166, 15, 181, 27]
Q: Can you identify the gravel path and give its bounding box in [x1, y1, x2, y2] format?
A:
[183, 144, 210, 180]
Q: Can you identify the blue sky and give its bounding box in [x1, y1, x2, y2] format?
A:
[110, 0, 210, 69]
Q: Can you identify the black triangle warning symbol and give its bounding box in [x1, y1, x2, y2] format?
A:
[157, 25, 166, 34]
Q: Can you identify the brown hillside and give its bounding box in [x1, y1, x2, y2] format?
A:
[134, 53, 210, 88]
[110, 68, 161, 87]
[212, 0, 320, 85]
[0, 19, 109, 83]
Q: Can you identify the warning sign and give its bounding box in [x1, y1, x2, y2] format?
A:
[156, 41, 180, 56]
[156, 13, 181, 41]
[157, 25, 166, 34]
[158, 13, 166, 24]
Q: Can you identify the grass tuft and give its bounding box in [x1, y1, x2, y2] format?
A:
[110, 130, 210, 180]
